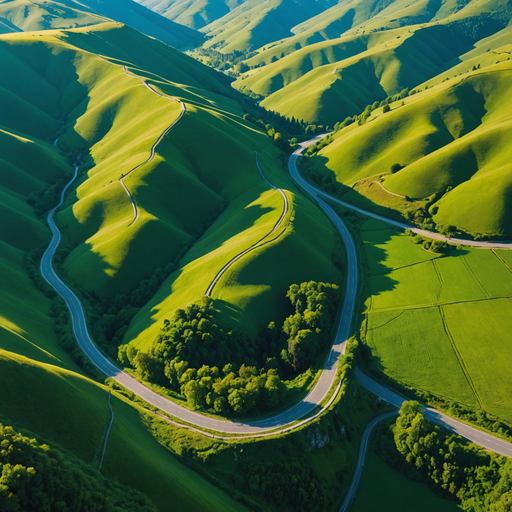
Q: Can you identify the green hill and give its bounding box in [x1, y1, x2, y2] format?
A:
[0, 22, 249, 512]
[136, 0, 249, 30]
[309, 63, 512, 237]
[233, 0, 512, 124]
[0, 0, 201, 47]
[199, 0, 337, 53]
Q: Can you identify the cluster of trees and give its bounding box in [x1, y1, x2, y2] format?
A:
[238, 459, 327, 512]
[280, 282, 339, 371]
[119, 281, 340, 416]
[189, 47, 256, 73]
[26, 177, 70, 216]
[0, 421, 156, 511]
[405, 230, 453, 254]
[376, 401, 512, 510]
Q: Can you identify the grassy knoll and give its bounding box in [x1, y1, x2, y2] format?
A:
[359, 217, 512, 423]
[126, 143, 341, 347]
[199, 0, 335, 53]
[351, 448, 463, 512]
[309, 63, 512, 236]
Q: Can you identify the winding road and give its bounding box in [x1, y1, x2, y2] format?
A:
[41, 120, 512, 511]
[118, 66, 186, 225]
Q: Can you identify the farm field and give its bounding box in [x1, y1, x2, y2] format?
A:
[362, 220, 512, 422]
[351, 447, 463, 512]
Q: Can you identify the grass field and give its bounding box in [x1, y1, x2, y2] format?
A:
[309, 62, 512, 236]
[351, 448, 463, 512]
[362, 219, 512, 422]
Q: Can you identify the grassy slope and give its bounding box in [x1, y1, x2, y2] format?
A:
[126, 142, 341, 347]
[351, 446, 463, 511]
[136, 0, 243, 30]
[311, 63, 512, 235]
[0, 25, 250, 511]
[361, 219, 512, 423]
[200, 0, 336, 53]
[234, 0, 512, 125]
[0, 0, 201, 48]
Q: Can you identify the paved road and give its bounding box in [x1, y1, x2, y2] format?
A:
[40, 127, 512, 458]
[39, 150, 355, 435]
[338, 410, 399, 512]
[119, 66, 186, 225]
[301, 134, 512, 249]
[206, 153, 290, 297]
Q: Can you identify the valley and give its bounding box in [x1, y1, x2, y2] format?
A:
[2, 0, 512, 510]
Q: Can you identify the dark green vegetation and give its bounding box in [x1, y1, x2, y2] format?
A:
[120, 281, 339, 416]
[0, 420, 156, 512]
[375, 402, 512, 510]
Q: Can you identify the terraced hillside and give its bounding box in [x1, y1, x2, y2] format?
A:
[308, 63, 512, 237]
[0, 0, 201, 47]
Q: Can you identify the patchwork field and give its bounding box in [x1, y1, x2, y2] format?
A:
[361, 220, 512, 422]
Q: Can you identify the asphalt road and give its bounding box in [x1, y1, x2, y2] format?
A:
[301, 134, 512, 249]
[40, 128, 512, 457]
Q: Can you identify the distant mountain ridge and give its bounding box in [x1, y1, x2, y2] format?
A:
[0, 0, 202, 47]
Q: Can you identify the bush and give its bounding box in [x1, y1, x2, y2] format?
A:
[390, 163, 402, 174]
[383, 104, 391, 113]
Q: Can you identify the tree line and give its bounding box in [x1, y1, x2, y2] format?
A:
[0, 421, 156, 511]
[119, 281, 340, 417]
[375, 401, 512, 510]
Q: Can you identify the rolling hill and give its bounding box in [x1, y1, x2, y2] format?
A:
[0, 0, 201, 47]
[136, 0, 249, 30]
[308, 62, 512, 237]
[232, 0, 512, 124]
[199, 0, 338, 53]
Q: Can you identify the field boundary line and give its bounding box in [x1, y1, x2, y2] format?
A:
[370, 256, 440, 277]
[366, 310, 404, 331]
[492, 249, 512, 274]
[439, 306, 484, 409]
[461, 256, 491, 298]
[432, 259, 444, 302]
[371, 294, 512, 313]
[99, 390, 114, 471]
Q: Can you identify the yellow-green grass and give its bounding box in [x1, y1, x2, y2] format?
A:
[246, 22, 471, 125]
[200, 0, 329, 53]
[0, 0, 201, 48]
[362, 219, 512, 422]
[311, 63, 512, 235]
[351, 448, 463, 512]
[126, 143, 340, 347]
[0, 351, 246, 512]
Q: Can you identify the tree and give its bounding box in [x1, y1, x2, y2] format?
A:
[390, 163, 402, 173]
[383, 104, 391, 113]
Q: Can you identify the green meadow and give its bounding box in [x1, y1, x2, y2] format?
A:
[361, 220, 512, 422]
[351, 447, 463, 512]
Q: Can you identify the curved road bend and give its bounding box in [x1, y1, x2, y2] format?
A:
[118, 65, 187, 225]
[40, 155, 358, 435]
[339, 411, 399, 512]
[205, 153, 290, 297]
[298, 135, 512, 250]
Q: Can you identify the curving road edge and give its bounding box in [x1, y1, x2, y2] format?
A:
[205, 153, 290, 296]
[119, 65, 186, 225]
